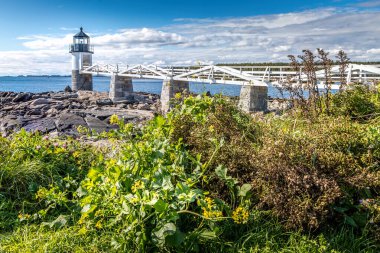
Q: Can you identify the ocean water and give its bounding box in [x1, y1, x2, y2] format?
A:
[0, 76, 282, 97]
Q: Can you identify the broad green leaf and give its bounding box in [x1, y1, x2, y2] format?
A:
[344, 216, 358, 228]
[166, 230, 185, 247]
[154, 199, 168, 212]
[333, 206, 349, 214]
[153, 223, 177, 247]
[238, 184, 252, 197]
[215, 165, 227, 179]
[199, 230, 217, 240]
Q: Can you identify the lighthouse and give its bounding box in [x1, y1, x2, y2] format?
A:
[69, 27, 93, 91]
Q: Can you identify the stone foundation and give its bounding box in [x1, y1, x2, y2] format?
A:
[238, 85, 268, 112]
[161, 79, 189, 113]
[109, 75, 133, 102]
[72, 70, 93, 91]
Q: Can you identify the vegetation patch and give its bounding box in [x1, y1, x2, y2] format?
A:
[0, 81, 379, 251]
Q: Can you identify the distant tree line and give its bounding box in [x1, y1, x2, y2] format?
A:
[216, 61, 380, 66]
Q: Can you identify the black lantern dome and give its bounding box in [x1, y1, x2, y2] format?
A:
[74, 27, 90, 39]
[69, 27, 94, 53]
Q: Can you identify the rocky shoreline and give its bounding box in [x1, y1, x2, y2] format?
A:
[0, 91, 160, 136]
[0, 90, 288, 136]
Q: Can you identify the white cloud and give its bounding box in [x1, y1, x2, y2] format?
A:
[92, 28, 184, 48]
[356, 0, 380, 7]
[367, 48, 380, 54]
[1, 7, 380, 75]
[273, 45, 292, 53]
[21, 35, 73, 50]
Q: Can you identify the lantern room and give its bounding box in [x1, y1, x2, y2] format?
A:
[69, 27, 93, 53]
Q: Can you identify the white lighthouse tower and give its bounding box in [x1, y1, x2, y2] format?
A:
[69, 27, 93, 91]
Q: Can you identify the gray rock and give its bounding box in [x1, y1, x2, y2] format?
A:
[96, 98, 113, 106]
[0, 115, 25, 132]
[137, 103, 151, 110]
[68, 102, 82, 109]
[23, 118, 56, 133]
[2, 106, 14, 111]
[46, 108, 59, 116]
[29, 104, 47, 110]
[51, 93, 78, 100]
[53, 103, 65, 110]
[31, 98, 50, 106]
[12, 93, 32, 102]
[64, 86, 72, 92]
[25, 109, 42, 116]
[55, 113, 86, 131]
[85, 116, 114, 133]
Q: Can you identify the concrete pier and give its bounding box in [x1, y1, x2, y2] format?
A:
[161, 79, 189, 113]
[238, 85, 268, 112]
[109, 75, 133, 102]
[72, 70, 93, 91]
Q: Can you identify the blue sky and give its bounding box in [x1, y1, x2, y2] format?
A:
[1, 0, 380, 75]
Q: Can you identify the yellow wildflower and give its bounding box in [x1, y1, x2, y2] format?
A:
[208, 125, 215, 132]
[95, 220, 103, 229]
[201, 197, 222, 219]
[131, 180, 145, 193]
[129, 195, 139, 204]
[204, 197, 214, 207]
[203, 209, 223, 219]
[174, 92, 182, 99]
[109, 114, 119, 125]
[78, 226, 87, 235]
[18, 213, 31, 220]
[77, 125, 88, 133]
[78, 216, 85, 225]
[54, 147, 65, 154]
[232, 206, 249, 224]
[94, 210, 104, 217]
[35, 188, 47, 199]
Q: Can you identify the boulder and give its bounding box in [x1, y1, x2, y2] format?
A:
[23, 118, 56, 133]
[31, 98, 50, 106]
[25, 109, 42, 116]
[0, 115, 25, 132]
[96, 98, 113, 106]
[55, 113, 86, 131]
[64, 85, 72, 92]
[29, 104, 47, 110]
[85, 115, 114, 133]
[12, 93, 32, 102]
[51, 93, 78, 100]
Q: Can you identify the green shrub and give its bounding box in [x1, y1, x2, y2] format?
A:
[331, 84, 380, 120]
[169, 95, 262, 202]
[169, 95, 380, 231]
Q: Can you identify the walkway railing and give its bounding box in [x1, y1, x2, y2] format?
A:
[81, 63, 380, 87]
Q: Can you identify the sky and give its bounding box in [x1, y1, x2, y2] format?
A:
[1, 0, 380, 75]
